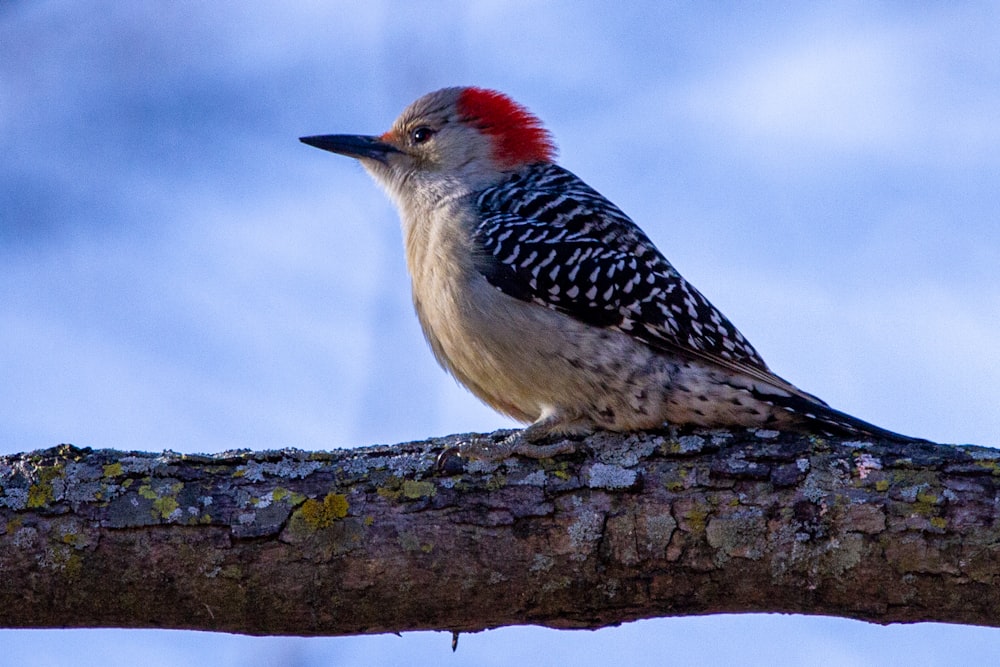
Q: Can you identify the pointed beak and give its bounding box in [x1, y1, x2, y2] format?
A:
[299, 134, 401, 165]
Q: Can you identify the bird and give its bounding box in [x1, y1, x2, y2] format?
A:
[300, 86, 923, 459]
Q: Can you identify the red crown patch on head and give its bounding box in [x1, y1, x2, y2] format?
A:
[456, 88, 556, 168]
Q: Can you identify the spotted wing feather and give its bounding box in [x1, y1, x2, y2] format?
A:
[473, 163, 770, 375]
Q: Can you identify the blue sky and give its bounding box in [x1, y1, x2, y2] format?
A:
[2, 1, 999, 665]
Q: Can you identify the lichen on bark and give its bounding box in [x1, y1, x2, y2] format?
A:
[1, 429, 999, 635]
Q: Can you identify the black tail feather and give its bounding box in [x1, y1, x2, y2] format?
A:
[753, 387, 929, 444]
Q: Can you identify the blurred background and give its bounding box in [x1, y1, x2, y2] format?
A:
[2, 1, 998, 665]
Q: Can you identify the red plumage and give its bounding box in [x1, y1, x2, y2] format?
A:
[457, 87, 556, 168]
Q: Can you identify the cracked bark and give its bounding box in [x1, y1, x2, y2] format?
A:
[1, 428, 998, 635]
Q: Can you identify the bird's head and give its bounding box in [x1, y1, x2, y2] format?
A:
[301, 87, 556, 208]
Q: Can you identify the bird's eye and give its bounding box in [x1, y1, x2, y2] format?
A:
[411, 126, 436, 144]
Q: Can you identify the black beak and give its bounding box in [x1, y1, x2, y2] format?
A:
[299, 134, 401, 165]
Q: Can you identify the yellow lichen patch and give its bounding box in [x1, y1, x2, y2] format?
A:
[974, 459, 1000, 475]
[52, 548, 83, 579]
[27, 482, 53, 509]
[875, 479, 890, 492]
[60, 532, 81, 547]
[683, 505, 709, 533]
[296, 492, 349, 529]
[194, 513, 212, 525]
[376, 488, 400, 501]
[915, 489, 940, 505]
[541, 459, 573, 479]
[27, 465, 64, 509]
[485, 474, 507, 491]
[910, 487, 943, 517]
[664, 467, 690, 493]
[152, 496, 180, 519]
[376, 476, 404, 500]
[103, 462, 124, 478]
[930, 516, 947, 529]
[271, 486, 304, 505]
[402, 479, 436, 499]
[138, 481, 184, 519]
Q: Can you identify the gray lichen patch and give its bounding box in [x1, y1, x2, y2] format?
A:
[566, 508, 605, 559]
[511, 470, 547, 487]
[590, 432, 660, 466]
[230, 498, 295, 538]
[706, 506, 767, 561]
[586, 463, 637, 490]
[0, 486, 28, 511]
[235, 458, 323, 482]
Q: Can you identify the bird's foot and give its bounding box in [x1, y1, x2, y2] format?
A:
[437, 430, 577, 468]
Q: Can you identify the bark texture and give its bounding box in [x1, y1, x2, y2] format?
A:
[0, 428, 998, 635]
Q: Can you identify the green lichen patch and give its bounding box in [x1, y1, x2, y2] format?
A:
[376, 476, 437, 501]
[402, 479, 436, 499]
[376, 476, 404, 501]
[103, 462, 124, 478]
[136, 480, 185, 520]
[398, 530, 433, 553]
[271, 486, 303, 503]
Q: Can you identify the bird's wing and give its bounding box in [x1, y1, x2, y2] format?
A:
[472, 163, 822, 403]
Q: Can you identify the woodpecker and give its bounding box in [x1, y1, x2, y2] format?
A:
[301, 86, 922, 458]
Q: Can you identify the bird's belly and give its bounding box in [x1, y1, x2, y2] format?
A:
[414, 273, 793, 432]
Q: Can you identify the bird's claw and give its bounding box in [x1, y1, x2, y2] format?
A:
[437, 432, 576, 469]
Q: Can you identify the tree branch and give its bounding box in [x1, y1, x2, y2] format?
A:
[1, 428, 998, 635]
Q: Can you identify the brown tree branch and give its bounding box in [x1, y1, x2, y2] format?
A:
[0, 428, 998, 635]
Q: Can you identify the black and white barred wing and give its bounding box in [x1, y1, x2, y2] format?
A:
[472, 163, 772, 377]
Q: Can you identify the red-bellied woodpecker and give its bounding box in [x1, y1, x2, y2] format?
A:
[301, 86, 923, 458]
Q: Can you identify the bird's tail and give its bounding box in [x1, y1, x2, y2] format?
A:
[760, 388, 930, 444]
